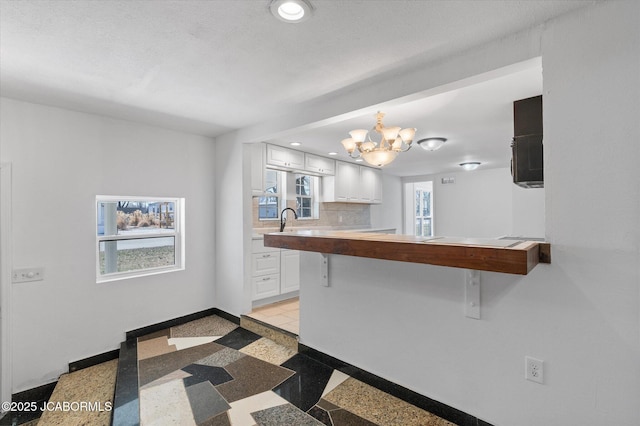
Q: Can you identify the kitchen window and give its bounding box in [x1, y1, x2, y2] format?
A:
[96, 196, 185, 282]
[295, 174, 313, 218]
[258, 170, 282, 220]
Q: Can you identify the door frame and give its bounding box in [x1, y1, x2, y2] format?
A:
[1, 162, 12, 406]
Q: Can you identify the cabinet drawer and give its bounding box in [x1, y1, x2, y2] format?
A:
[252, 251, 280, 276]
[252, 274, 280, 300]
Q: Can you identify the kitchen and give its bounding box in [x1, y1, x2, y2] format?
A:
[246, 60, 546, 333]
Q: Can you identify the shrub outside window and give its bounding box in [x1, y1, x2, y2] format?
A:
[96, 196, 184, 282]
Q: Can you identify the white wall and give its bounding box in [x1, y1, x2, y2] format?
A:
[0, 98, 216, 392]
[298, 2, 640, 425]
[213, 134, 253, 317]
[402, 167, 544, 238]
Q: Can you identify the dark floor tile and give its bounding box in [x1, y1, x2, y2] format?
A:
[317, 398, 340, 411]
[200, 411, 232, 426]
[214, 327, 262, 350]
[139, 341, 226, 386]
[251, 403, 325, 426]
[329, 408, 377, 426]
[182, 364, 234, 387]
[138, 328, 171, 342]
[216, 355, 294, 403]
[273, 353, 334, 412]
[112, 339, 140, 426]
[307, 405, 333, 426]
[185, 381, 231, 424]
[195, 347, 246, 368]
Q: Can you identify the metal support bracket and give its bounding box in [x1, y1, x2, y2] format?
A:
[321, 254, 329, 287]
[465, 269, 480, 319]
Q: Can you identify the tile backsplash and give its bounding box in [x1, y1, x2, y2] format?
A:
[252, 198, 371, 229]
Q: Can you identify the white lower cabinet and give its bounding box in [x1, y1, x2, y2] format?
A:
[252, 274, 280, 300]
[251, 239, 300, 301]
[280, 250, 300, 294]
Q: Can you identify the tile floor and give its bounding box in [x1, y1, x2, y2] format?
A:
[247, 297, 300, 335]
[136, 314, 455, 425]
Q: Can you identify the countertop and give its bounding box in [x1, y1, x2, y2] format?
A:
[252, 227, 396, 240]
[263, 230, 550, 275]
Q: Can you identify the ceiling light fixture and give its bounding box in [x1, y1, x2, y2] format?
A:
[328, 152, 337, 156]
[340, 112, 416, 167]
[269, 0, 314, 23]
[460, 162, 481, 171]
[290, 142, 301, 146]
[417, 137, 447, 151]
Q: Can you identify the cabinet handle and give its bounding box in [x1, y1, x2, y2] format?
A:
[262, 254, 271, 258]
[262, 277, 270, 281]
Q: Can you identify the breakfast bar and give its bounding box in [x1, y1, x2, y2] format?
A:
[264, 230, 550, 275]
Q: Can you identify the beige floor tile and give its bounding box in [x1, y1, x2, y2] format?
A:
[254, 306, 287, 316]
[281, 310, 299, 320]
[324, 377, 455, 426]
[38, 360, 118, 426]
[239, 338, 297, 365]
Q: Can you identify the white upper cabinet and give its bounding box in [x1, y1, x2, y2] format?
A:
[359, 166, 383, 204]
[323, 161, 381, 203]
[304, 153, 335, 176]
[266, 144, 305, 169]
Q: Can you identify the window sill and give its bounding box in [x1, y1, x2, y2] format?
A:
[97, 265, 184, 283]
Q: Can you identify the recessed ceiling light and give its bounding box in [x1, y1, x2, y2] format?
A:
[269, 0, 314, 23]
[460, 162, 481, 171]
[355, 158, 363, 162]
[290, 142, 301, 146]
[328, 152, 338, 156]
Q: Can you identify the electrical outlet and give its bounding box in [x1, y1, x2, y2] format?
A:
[525, 356, 544, 384]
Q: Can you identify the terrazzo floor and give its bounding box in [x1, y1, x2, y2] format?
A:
[137, 315, 455, 425]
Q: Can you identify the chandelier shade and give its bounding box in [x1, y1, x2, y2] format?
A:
[340, 112, 416, 167]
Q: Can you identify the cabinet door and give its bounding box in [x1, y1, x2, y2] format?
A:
[266, 145, 304, 169]
[287, 149, 305, 169]
[252, 252, 280, 276]
[359, 166, 383, 203]
[335, 161, 360, 201]
[371, 167, 383, 203]
[305, 154, 335, 175]
[280, 250, 300, 293]
[252, 274, 280, 300]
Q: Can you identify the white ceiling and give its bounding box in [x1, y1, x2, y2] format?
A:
[1, 0, 590, 174]
[267, 64, 543, 176]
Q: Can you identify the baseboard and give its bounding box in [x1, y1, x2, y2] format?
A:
[299, 344, 493, 426]
[125, 307, 239, 340]
[69, 349, 120, 373]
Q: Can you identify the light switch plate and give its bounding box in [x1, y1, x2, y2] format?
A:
[12, 267, 44, 283]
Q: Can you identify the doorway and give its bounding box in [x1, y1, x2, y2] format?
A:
[404, 180, 434, 237]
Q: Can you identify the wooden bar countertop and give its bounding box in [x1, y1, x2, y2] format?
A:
[264, 230, 550, 275]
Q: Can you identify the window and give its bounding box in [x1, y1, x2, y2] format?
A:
[258, 170, 282, 220]
[96, 196, 184, 282]
[295, 174, 313, 218]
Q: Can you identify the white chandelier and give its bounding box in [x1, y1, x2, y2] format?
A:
[340, 112, 416, 167]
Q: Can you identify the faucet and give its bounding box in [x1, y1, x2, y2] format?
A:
[280, 207, 298, 232]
